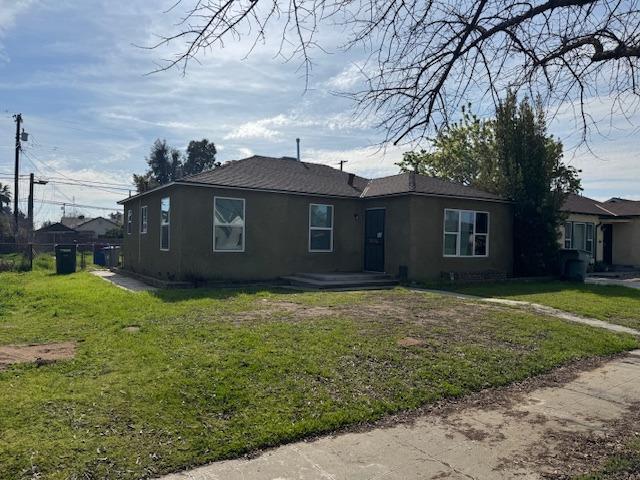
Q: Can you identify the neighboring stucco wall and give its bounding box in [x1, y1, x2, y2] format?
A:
[612, 219, 640, 267]
[561, 213, 603, 262]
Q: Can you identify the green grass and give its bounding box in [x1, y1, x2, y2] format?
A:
[438, 280, 640, 330]
[0, 271, 637, 479]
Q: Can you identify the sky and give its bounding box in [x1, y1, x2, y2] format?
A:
[0, 0, 638, 227]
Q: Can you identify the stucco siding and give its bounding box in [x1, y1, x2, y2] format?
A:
[612, 220, 640, 266]
[121, 185, 514, 282]
[406, 196, 513, 280]
[561, 213, 603, 262]
[121, 185, 182, 280]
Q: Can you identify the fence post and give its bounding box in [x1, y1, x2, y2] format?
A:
[29, 243, 33, 271]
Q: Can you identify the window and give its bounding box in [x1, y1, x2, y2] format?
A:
[309, 204, 333, 252]
[586, 223, 594, 254]
[573, 223, 586, 254]
[443, 209, 489, 257]
[127, 209, 132, 235]
[160, 197, 170, 251]
[564, 221, 595, 255]
[140, 206, 148, 234]
[214, 197, 245, 252]
[564, 222, 572, 249]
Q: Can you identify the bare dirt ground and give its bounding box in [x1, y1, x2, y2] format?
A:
[0, 341, 76, 370]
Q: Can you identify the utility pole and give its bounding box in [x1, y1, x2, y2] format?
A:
[27, 173, 48, 237]
[13, 113, 22, 240]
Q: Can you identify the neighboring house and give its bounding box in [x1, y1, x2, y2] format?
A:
[33, 222, 81, 244]
[119, 155, 513, 282]
[61, 215, 89, 230]
[76, 216, 120, 238]
[561, 193, 640, 267]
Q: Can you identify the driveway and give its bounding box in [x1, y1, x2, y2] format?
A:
[161, 350, 640, 480]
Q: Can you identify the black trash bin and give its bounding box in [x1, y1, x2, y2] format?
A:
[55, 244, 77, 274]
[559, 249, 589, 281]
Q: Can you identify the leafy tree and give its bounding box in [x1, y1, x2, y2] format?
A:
[401, 93, 581, 276]
[0, 182, 11, 211]
[397, 107, 498, 191]
[133, 139, 183, 193]
[183, 139, 219, 176]
[133, 139, 221, 192]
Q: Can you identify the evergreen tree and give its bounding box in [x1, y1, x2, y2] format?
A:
[400, 93, 581, 276]
[495, 93, 581, 275]
[133, 139, 183, 193]
[183, 139, 219, 176]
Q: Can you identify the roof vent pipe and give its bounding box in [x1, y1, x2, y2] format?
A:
[348, 173, 355, 186]
[296, 138, 300, 161]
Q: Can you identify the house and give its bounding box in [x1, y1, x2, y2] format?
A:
[61, 215, 89, 229]
[561, 193, 640, 267]
[76, 216, 120, 239]
[33, 222, 81, 244]
[119, 155, 514, 282]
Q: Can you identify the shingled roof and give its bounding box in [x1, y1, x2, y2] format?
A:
[561, 193, 617, 216]
[182, 155, 369, 197]
[603, 198, 640, 216]
[122, 155, 508, 203]
[363, 173, 504, 201]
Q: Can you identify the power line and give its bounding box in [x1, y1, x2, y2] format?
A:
[19, 198, 119, 212]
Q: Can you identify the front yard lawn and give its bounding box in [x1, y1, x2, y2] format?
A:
[442, 281, 640, 330]
[0, 271, 637, 479]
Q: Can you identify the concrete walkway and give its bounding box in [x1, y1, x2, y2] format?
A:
[416, 288, 640, 336]
[161, 350, 640, 480]
[586, 276, 640, 290]
[90, 269, 157, 292]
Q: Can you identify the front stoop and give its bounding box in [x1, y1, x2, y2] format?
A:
[281, 272, 399, 290]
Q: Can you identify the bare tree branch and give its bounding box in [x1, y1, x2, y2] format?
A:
[144, 0, 640, 144]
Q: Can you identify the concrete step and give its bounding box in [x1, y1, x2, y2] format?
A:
[282, 274, 399, 291]
[294, 272, 393, 282]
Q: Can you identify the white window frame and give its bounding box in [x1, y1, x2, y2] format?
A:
[140, 205, 148, 234]
[126, 209, 132, 235]
[160, 197, 170, 251]
[564, 221, 573, 249]
[213, 196, 246, 253]
[309, 203, 334, 253]
[586, 223, 594, 254]
[565, 221, 595, 255]
[442, 208, 490, 258]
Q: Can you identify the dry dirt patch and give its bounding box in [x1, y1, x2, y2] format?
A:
[0, 341, 76, 370]
[397, 336, 426, 347]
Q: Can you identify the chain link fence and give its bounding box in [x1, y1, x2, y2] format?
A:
[0, 242, 122, 272]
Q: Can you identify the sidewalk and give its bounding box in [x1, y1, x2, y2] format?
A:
[161, 350, 640, 480]
[90, 269, 157, 292]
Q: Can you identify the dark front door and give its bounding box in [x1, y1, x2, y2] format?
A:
[603, 224, 613, 265]
[364, 209, 385, 272]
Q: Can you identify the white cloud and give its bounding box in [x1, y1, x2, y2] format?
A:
[303, 144, 406, 178]
[224, 116, 287, 140]
[0, 0, 36, 62]
[237, 147, 253, 158]
[325, 62, 370, 90]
